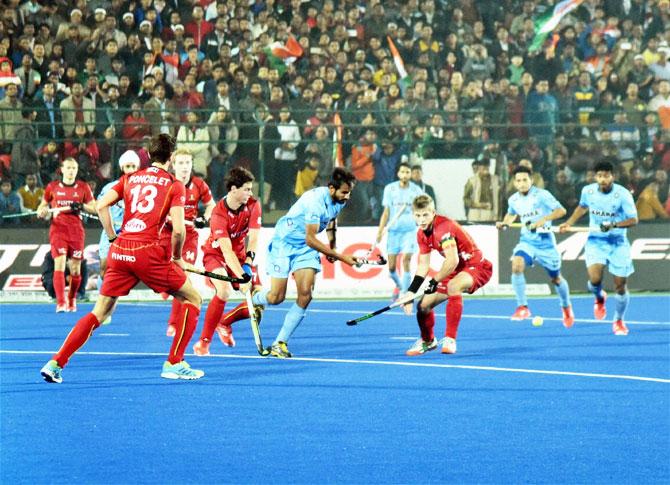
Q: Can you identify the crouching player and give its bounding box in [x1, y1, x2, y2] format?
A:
[40, 134, 205, 383]
[192, 167, 262, 355]
[402, 195, 493, 355]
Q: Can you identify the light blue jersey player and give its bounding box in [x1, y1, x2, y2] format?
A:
[560, 161, 638, 335]
[251, 168, 361, 358]
[375, 163, 424, 300]
[498, 166, 574, 326]
[97, 150, 140, 286]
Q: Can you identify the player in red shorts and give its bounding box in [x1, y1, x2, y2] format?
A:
[162, 148, 215, 337]
[36, 157, 96, 313]
[402, 194, 493, 355]
[192, 166, 262, 355]
[40, 134, 205, 383]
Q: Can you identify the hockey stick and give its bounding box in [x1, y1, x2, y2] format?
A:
[367, 203, 409, 257]
[503, 222, 591, 233]
[185, 267, 251, 284]
[245, 290, 270, 356]
[346, 290, 425, 326]
[355, 254, 388, 266]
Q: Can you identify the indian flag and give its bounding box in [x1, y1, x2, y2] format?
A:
[264, 35, 303, 75]
[387, 36, 412, 92]
[332, 112, 344, 168]
[529, 0, 584, 52]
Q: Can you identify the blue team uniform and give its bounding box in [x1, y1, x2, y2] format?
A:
[382, 181, 424, 254]
[97, 180, 125, 259]
[578, 183, 637, 277]
[507, 186, 564, 277]
[267, 187, 346, 278]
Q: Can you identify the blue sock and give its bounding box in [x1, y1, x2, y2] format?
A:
[252, 288, 269, 306]
[401, 272, 411, 292]
[614, 292, 630, 321]
[511, 273, 527, 307]
[276, 303, 306, 343]
[389, 270, 401, 289]
[555, 279, 571, 308]
[587, 281, 604, 301]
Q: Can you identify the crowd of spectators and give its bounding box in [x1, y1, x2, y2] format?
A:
[1, 0, 670, 226]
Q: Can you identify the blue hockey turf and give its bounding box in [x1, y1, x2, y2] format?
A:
[1, 295, 669, 484]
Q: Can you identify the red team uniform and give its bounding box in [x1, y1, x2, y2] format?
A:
[416, 215, 492, 343]
[43, 179, 94, 309]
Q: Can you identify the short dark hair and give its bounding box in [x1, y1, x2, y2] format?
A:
[397, 162, 411, 171]
[513, 165, 532, 176]
[328, 167, 356, 190]
[148, 134, 175, 164]
[594, 160, 614, 173]
[225, 166, 254, 191]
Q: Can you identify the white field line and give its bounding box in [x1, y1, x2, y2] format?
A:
[3, 349, 669, 384]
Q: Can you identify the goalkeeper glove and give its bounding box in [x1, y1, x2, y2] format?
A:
[194, 216, 208, 228]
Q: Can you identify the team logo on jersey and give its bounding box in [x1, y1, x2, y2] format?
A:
[124, 218, 147, 232]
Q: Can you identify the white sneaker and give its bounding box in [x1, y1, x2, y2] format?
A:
[440, 337, 457, 354]
[405, 338, 438, 356]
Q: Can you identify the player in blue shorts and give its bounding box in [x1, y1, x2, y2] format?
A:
[560, 161, 638, 335]
[96, 150, 140, 324]
[497, 166, 574, 327]
[251, 168, 361, 358]
[375, 162, 425, 300]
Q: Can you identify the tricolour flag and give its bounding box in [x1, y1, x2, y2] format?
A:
[529, 0, 584, 52]
[387, 36, 412, 92]
[264, 35, 304, 75]
[332, 112, 344, 168]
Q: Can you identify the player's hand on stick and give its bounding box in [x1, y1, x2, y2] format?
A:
[424, 278, 439, 295]
[339, 254, 361, 267]
[193, 216, 208, 229]
[495, 221, 508, 230]
[600, 221, 615, 232]
[171, 257, 195, 273]
[37, 206, 49, 219]
[70, 201, 83, 213]
[239, 264, 254, 293]
[558, 223, 571, 233]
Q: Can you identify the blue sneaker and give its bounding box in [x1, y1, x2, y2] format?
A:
[41, 360, 63, 383]
[160, 361, 205, 380]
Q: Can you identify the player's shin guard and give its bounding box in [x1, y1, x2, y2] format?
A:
[417, 307, 435, 342]
[275, 303, 306, 343]
[555, 279, 571, 308]
[53, 313, 101, 367]
[168, 302, 200, 364]
[614, 292, 630, 321]
[401, 272, 411, 292]
[446, 295, 464, 339]
[54, 270, 66, 306]
[587, 281, 604, 301]
[68, 274, 82, 303]
[199, 295, 226, 341]
[389, 270, 402, 289]
[220, 301, 250, 326]
[511, 273, 527, 307]
[168, 298, 182, 326]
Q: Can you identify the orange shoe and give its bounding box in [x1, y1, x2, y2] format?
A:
[55, 304, 67, 313]
[192, 339, 211, 356]
[511, 306, 531, 321]
[594, 291, 607, 320]
[216, 324, 236, 347]
[562, 306, 575, 328]
[166, 324, 176, 337]
[612, 320, 629, 336]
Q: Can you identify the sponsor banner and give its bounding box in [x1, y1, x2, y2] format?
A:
[0, 225, 500, 299]
[498, 223, 670, 291]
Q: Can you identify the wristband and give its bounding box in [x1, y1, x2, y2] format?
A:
[241, 263, 253, 277]
[108, 235, 117, 243]
[407, 275, 425, 293]
[245, 250, 256, 262]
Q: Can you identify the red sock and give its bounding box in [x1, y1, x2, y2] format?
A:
[446, 295, 464, 339]
[168, 302, 200, 364]
[417, 309, 435, 342]
[220, 301, 250, 326]
[53, 313, 101, 367]
[168, 298, 182, 326]
[54, 270, 66, 306]
[199, 295, 226, 341]
[68, 274, 82, 303]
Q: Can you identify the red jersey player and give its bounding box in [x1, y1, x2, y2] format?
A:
[40, 134, 205, 383]
[162, 148, 215, 337]
[402, 195, 493, 355]
[192, 167, 262, 355]
[36, 157, 96, 312]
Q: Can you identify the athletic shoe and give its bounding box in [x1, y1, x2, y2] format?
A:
[166, 324, 176, 337]
[562, 306, 575, 328]
[67, 299, 77, 312]
[101, 315, 112, 325]
[160, 361, 205, 380]
[594, 291, 607, 320]
[40, 360, 63, 384]
[612, 320, 629, 336]
[440, 337, 457, 354]
[216, 324, 235, 347]
[56, 304, 67, 313]
[192, 339, 211, 356]
[391, 287, 400, 302]
[405, 338, 438, 356]
[268, 341, 292, 358]
[511, 305, 531, 321]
